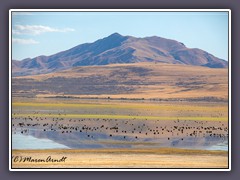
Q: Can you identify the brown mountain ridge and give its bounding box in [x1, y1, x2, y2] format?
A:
[12, 33, 228, 76]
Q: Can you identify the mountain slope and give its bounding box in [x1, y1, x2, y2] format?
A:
[12, 33, 228, 76]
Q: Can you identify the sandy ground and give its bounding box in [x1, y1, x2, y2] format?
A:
[12, 148, 228, 169]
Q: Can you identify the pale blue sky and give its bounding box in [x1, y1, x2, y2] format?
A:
[11, 11, 229, 61]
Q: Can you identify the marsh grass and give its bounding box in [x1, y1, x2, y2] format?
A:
[12, 113, 227, 121]
[13, 148, 227, 155]
[12, 102, 227, 112]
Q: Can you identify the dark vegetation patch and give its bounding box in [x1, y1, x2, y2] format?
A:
[12, 76, 136, 96]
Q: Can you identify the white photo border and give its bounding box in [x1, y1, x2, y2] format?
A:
[9, 9, 231, 171]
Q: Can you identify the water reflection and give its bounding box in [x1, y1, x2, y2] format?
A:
[12, 115, 228, 151]
[12, 128, 228, 151]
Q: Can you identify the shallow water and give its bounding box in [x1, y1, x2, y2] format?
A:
[205, 141, 228, 151]
[12, 129, 228, 151]
[12, 133, 69, 150]
[12, 98, 228, 151]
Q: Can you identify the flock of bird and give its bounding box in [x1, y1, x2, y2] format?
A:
[12, 111, 228, 144]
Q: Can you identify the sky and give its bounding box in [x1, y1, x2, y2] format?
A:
[11, 11, 229, 61]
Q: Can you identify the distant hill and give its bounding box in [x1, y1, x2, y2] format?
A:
[12, 33, 228, 76]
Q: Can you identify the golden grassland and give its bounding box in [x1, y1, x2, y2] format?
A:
[12, 100, 228, 121]
[12, 148, 228, 168]
[13, 62, 228, 100]
[12, 101, 228, 112]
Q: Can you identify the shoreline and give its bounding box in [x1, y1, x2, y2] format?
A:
[13, 147, 228, 155]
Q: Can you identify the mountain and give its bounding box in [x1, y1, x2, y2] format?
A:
[12, 33, 228, 76]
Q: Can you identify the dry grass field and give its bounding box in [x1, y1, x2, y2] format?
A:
[12, 148, 228, 169]
[12, 62, 228, 101]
